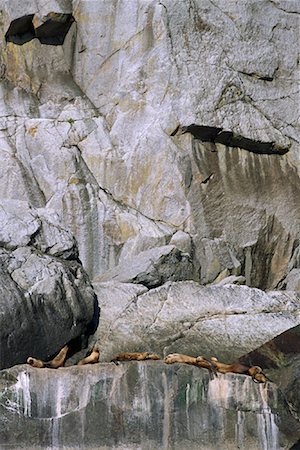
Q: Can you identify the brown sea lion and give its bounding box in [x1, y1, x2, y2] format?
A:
[164, 353, 217, 373]
[111, 351, 161, 362]
[164, 353, 268, 383]
[26, 357, 44, 368]
[248, 365, 269, 383]
[77, 345, 100, 366]
[200, 356, 268, 383]
[27, 345, 69, 369]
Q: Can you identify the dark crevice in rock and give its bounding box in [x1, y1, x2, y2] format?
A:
[170, 124, 180, 136]
[5, 14, 74, 46]
[201, 173, 214, 184]
[182, 124, 222, 141]
[35, 14, 75, 45]
[181, 124, 289, 155]
[238, 70, 274, 81]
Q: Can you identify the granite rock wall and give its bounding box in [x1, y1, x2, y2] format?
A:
[0, 362, 299, 450]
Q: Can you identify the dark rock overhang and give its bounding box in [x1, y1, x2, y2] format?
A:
[5, 13, 74, 46]
[239, 324, 300, 369]
[175, 124, 289, 155]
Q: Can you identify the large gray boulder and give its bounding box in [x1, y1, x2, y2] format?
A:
[96, 244, 195, 288]
[93, 280, 300, 363]
[0, 200, 97, 370]
[0, 362, 299, 450]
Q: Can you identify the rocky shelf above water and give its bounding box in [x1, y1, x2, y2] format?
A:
[0, 361, 299, 450]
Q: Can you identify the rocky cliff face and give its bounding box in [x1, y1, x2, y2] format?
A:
[1, 362, 299, 450]
[0, 0, 300, 448]
[0, 0, 299, 286]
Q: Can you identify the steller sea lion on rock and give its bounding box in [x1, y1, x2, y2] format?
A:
[164, 353, 268, 383]
[27, 345, 69, 369]
[111, 352, 161, 362]
[201, 356, 268, 383]
[77, 345, 100, 366]
[26, 344, 269, 383]
[164, 353, 217, 373]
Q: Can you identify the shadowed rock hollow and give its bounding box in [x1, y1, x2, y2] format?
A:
[5, 13, 74, 46]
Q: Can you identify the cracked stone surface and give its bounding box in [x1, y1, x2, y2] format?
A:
[96, 244, 195, 288]
[0, 362, 299, 450]
[0, 200, 97, 370]
[0, 0, 300, 446]
[92, 280, 300, 363]
[0, 0, 298, 288]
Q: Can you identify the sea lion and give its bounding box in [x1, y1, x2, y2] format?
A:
[164, 353, 268, 383]
[164, 353, 217, 373]
[248, 365, 269, 383]
[26, 357, 44, 368]
[77, 345, 100, 366]
[27, 345, 69, 369]
[199, 356, 268, 383]
[111, 352, 161, 362]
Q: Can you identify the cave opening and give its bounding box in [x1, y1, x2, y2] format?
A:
[5, 14, 35, 45]
[5, 13, 74, 46]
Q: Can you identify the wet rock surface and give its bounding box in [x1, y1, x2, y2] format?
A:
[0, 361, 299, 450]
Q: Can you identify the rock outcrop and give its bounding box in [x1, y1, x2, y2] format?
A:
[0, 0, 300, 447]
[93, 280, 300, 363]
[0, 362, 299, 450]
[0, 200, 98, 370]
[96, 245, 195, 288]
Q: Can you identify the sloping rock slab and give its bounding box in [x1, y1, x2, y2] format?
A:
[240, 324, 300, 369]
[0, 362, 299, 450]
[96, 245, 194, 288]
[93, 281, 300, 363]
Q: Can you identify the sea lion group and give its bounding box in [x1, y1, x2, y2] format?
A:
[27, 345, 100, 368]
[26, 347, 269, 383]
[164, 353, 269, 383]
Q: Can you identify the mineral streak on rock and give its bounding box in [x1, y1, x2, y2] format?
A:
[0, 362, 299, 450]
